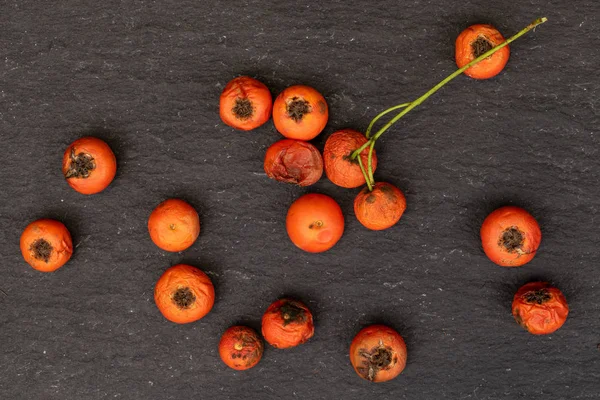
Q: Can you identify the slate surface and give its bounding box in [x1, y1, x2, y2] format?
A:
[1, 1, 599, 399]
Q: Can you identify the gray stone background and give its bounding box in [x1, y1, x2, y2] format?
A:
[1, 0, 598, 399]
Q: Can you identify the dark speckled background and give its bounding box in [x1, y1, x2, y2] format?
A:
[1, 1, 599, 399]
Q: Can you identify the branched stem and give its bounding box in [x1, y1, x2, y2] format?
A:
[365, 103, 411, 139]
[351, 17, 548, 170]
[357, 155, 373, 191]
[367, 140, 375, 185]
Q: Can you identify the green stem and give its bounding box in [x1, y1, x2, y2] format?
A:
[356, 155, 373, 191]
[366, 102, 411, 139]
[367, 140, 375, 185]
[351, 17, 548, 160]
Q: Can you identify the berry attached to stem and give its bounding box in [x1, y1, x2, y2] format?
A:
[351, 17, 548, 190]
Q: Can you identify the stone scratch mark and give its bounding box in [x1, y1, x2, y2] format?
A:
[75, 235, 91, 248]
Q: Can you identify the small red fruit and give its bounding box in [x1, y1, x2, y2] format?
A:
[354, 182, 406, 230]
[261, 298, 314, 349]
[148, 199, 200, 252]
[455, 24, 510, 80]
[218, 326, 264, 370]
[272, 85, 328, 140]
[220, 76, 272, 131]
[286, 193, 344, 253]
[512, 282, 569, 335]
[324, 129, 377, 188]
[20, 219, 73, 272]
[154, 264, 215, 324]
[349, 325, 407, 383]
[264, 139, 323, 186]
[62, 137, 117, 195]
[480, 206, 541, 267]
